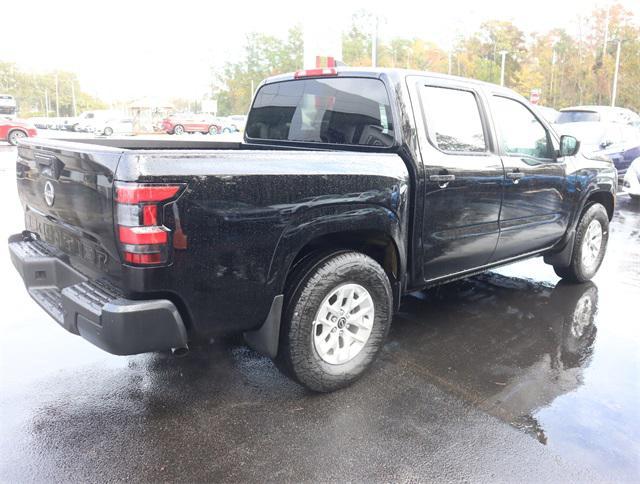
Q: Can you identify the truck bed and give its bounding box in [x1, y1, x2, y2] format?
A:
[14, 136, 409, 339]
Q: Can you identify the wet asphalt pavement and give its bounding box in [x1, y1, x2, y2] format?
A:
[0, 142, 639, 482]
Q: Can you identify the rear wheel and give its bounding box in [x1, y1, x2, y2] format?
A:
[553, 203, 609, 282]
[173, 124, 185, 135]
[103, 127, 114, 136]
[277, 251, 393, 392]
[7, 129, 27, 146]
[208, 125, 218, 135]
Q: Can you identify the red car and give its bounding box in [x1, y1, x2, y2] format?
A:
[161, 114, 220, 135]
[0, 119, 38, 145]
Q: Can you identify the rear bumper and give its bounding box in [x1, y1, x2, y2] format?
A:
[8, 232, 188, 355]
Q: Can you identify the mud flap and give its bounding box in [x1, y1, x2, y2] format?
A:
[544, 228, 576, 268]
[243, 295, 283, 359]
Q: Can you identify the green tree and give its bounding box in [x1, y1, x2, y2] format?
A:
[215, 25, 303, 116]
[0, 61, 105, 117]
[342, 10, 375, 66]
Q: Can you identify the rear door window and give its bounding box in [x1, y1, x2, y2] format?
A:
[420, 85, 487, 153]
[246, 77, 394, 147]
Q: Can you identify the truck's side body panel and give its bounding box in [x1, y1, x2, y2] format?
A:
[115, 150, 409, 336]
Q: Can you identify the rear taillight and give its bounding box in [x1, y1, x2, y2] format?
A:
[115, 182, 184, 266]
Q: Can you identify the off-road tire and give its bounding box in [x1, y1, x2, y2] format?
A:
[554, 203, 609, 282]
[277, 251, 393, 392]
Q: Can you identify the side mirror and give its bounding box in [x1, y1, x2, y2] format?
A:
[600, 139, 613, 149]
[559, 135, 580, 157]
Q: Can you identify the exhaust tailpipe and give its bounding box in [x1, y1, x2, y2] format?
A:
[171, 346, 189, 357]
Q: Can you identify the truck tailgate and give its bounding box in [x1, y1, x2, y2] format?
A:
[15, 139, 124, 281]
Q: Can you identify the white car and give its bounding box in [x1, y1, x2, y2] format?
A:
[534, 105, 560, 124]
[94, 118, 134, 136]
[74, 110, 123, 132]
[557, 106, 640, 128]
[622, 157, 640, 200]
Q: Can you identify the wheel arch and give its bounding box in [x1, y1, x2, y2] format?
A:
[584, 190, 614, 220]
[268, 203, 407, 308]
[545, 188, 614, 268]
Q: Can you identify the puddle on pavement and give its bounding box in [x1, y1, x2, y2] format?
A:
[387, 198, 640, 475]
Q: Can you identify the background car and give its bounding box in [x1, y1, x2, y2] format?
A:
[0, 94, 17, 119]
[0, 119, 38, 145]
[94, 118, 134, 136]
[534, 105, 560, 124]
[213, 117, 238, 133]
[622, 157, 640, 200]
[557, 106, 640, 127]
[226, 114, 247, 132]
[74, 110, 123, 132]
[161, 113, 220, 135]
[557, 121, 640, 178]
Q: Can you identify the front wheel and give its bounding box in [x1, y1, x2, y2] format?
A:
[173, 124, 185, 135]
[103, 127, 114, 136]
[554, 203, 609, 283]
[277, 251, 393, 392]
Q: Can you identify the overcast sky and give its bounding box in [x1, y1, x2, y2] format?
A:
[1, 0, 638, 101]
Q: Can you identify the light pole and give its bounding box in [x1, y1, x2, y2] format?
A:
[610, 39, 621, 107]
[371, 16, 378, 68]
[54, 72, 60, 117]
[499, 50, 508, 86]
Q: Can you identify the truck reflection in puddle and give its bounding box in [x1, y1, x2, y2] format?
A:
[390, 273, 598, 444]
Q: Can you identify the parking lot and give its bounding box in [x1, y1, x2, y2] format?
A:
[0, 141, 638, 482]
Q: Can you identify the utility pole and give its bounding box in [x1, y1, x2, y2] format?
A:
[44, 89, 49, 118]
[371, 16, 378, 68]
[499, 51, 508, 86]
[448, 51, 452, 75]
[550, 47, 557, 108]
[611, 39, 622, 107]
[602, 4, 610, 62]
[71, 81, 77, 117]
[54, 72, 60, 117]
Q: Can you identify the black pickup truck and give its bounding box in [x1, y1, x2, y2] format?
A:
[9, 68, 616, 392]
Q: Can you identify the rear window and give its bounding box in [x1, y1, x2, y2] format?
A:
[557, 111, 600, 123]
[246, 77, 394, 147]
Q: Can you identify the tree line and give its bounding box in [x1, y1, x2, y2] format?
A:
[0, 62, 106, 117]
[215, 2, 638, 115]
[2, 3, 637, 118]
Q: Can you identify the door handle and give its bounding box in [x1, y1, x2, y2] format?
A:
[429, 174, 455, 189]
[429, 174, 456, 182]
[506, 171, 524, 183]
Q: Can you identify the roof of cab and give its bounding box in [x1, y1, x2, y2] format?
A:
[261, 67, 517, 96]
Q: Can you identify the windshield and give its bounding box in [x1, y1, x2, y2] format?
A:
[557, 111, 601, 124]
[246, 77, 394, 147]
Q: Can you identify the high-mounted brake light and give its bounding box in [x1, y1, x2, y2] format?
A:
[294, 68, 338, 79]
[115, 182, 184, 266]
